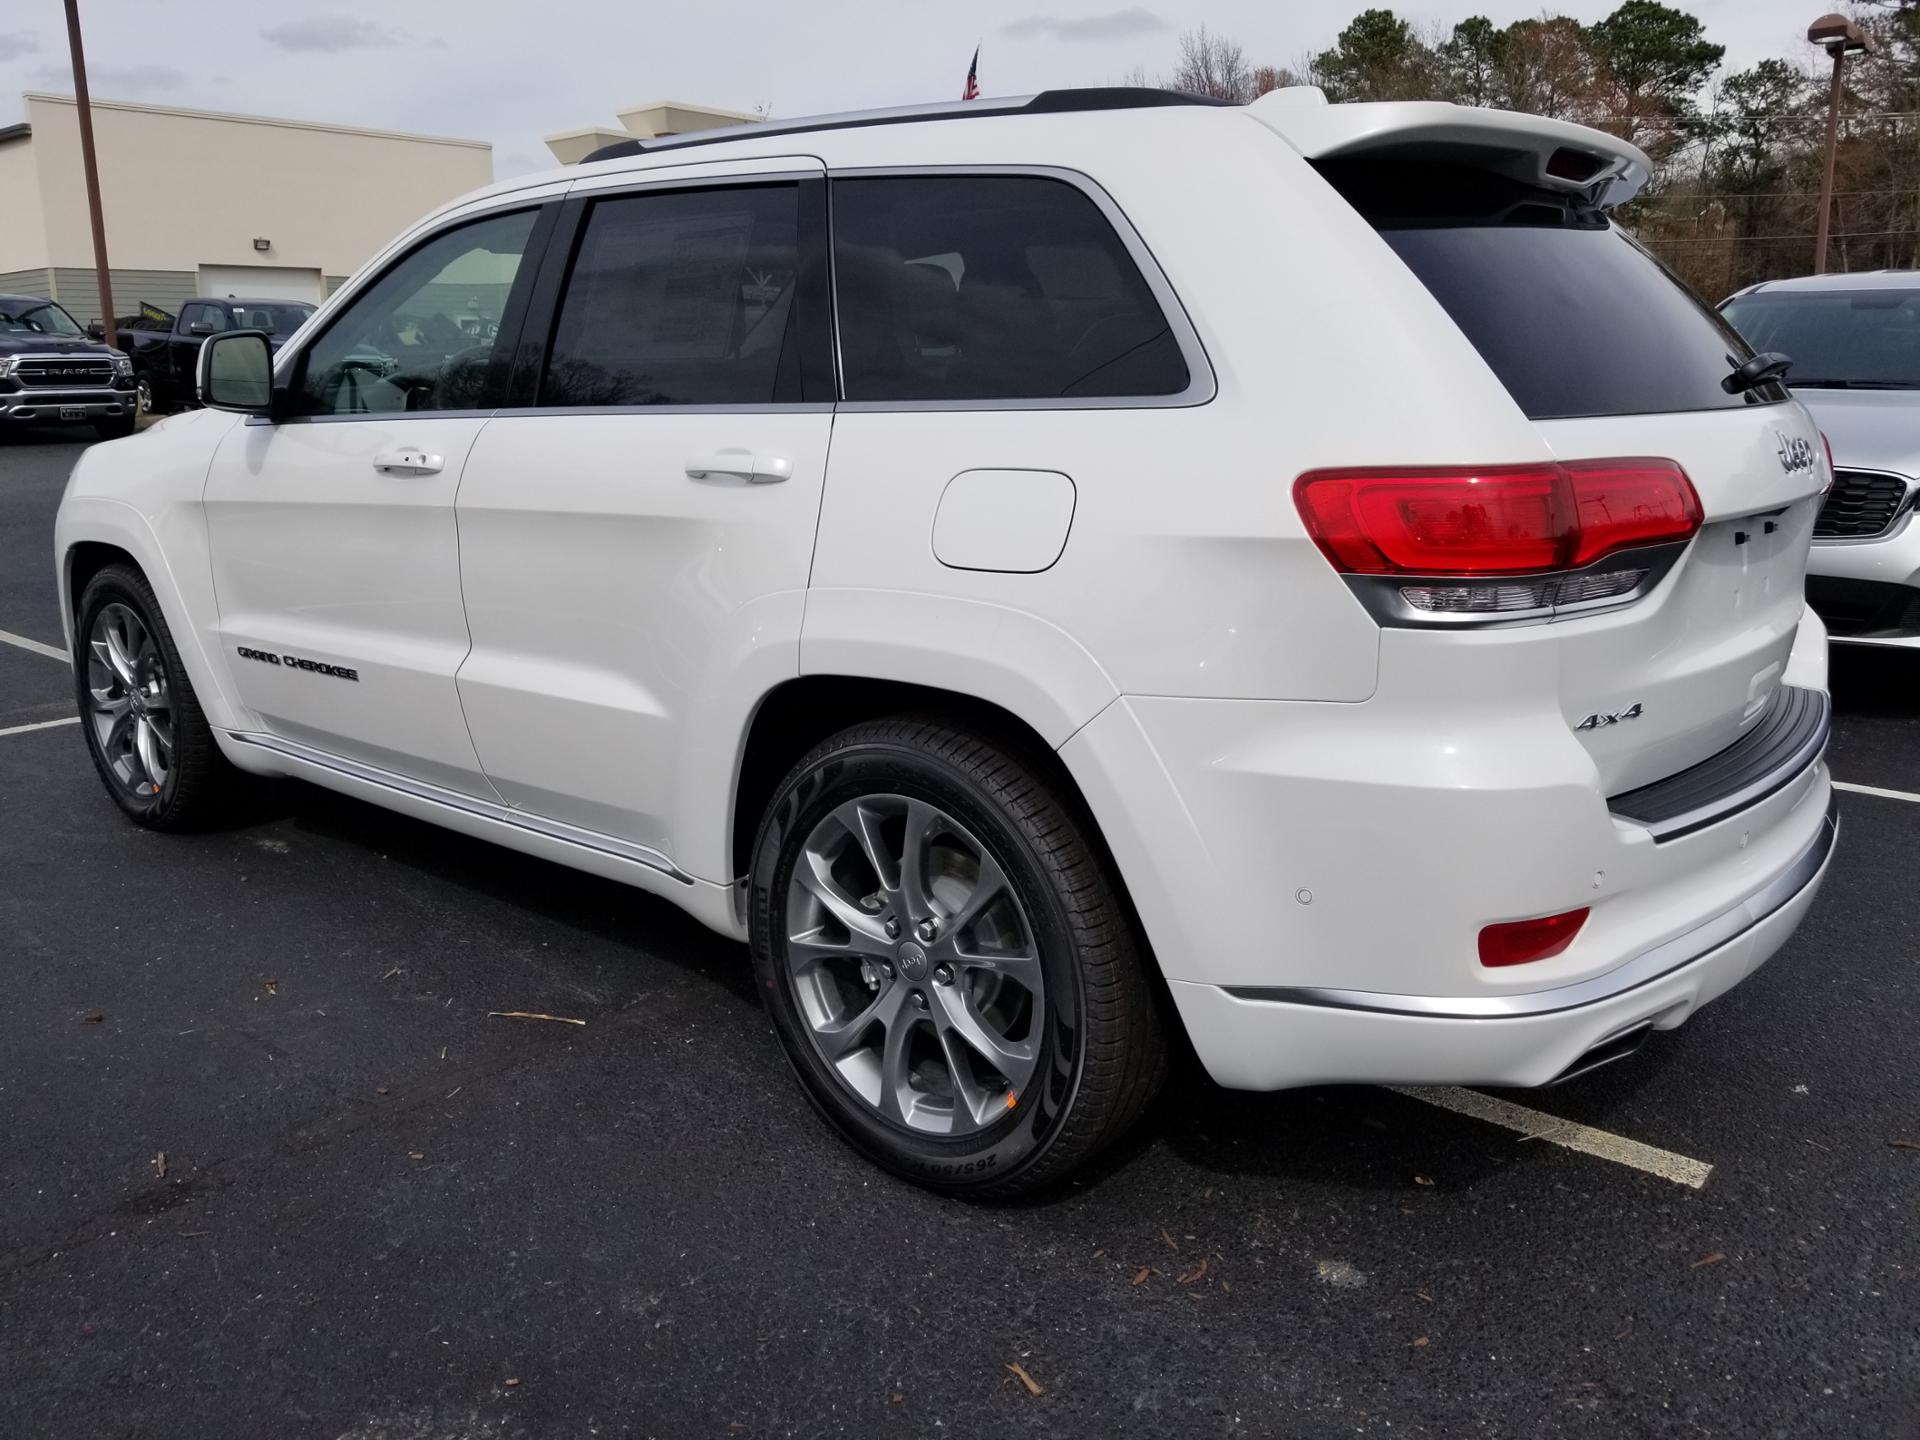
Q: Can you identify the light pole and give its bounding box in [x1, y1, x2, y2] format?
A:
[61, 0, 116, 347]
[1808, 12, 1872, 275]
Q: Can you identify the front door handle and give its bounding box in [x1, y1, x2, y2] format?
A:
[373, 448, 444, 477]
[685, 448, 792, 484]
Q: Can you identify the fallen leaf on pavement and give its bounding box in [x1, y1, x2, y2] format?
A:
[375, 1088, 389, 1096]
[1006, 1362, 1044, 1397]
[381, 968, 402, 981]
[1414, 1290, 1435, 1305]
[408, 1151, 425, 1161]
[1616, 1330, 1633, 1340]
[1690, 1251, 1726, 1269]
[1176, 1258, 1209, 1285]
[1413, 1174, 1435, 1187]
[80, 1013, 104, 1024]
[1411, 1335, 1430, 1349]
[1159, 1228, 1179, 1252]
[261, 979, 278, 996]
[152, 1152, 167, 1180]
[1130, 1267, 1154, 1286]
[487, 1011, 587, 1026]
[502, 1379, 521, 1389]
[1890, 1139, 1920, 1151]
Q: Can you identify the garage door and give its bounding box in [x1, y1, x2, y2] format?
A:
[196, 265, 324, 303]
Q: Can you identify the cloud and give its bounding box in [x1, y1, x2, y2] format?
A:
[32, 62, 186, 95]
[999, 8, 1167, 43]
[0, 31, 41, 62]
[261, 17, 404, 53]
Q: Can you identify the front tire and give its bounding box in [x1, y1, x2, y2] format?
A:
[74, 564, 234, 829]
[749, 717, 1165, 1197]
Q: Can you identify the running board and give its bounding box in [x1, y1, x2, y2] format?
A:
[225, 730, 695, 885]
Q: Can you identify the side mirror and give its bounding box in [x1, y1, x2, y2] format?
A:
[86, 321, 106, 340]
[199, 330, 275, 415]
[186, 321, 218, 336]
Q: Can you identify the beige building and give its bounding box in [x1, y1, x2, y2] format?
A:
[0, 93, 492, 326]
[543, 99, 760, 165]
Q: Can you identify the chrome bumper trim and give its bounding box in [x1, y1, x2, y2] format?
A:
[1223, 794, 1837, 1019]
[226, 730, 695, 885]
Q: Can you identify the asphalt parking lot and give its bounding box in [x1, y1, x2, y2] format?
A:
[2, 424, 1916, 1440]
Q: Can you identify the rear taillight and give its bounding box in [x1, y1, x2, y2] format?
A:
[1478, 908, 1589, 967]
[1294, 459, 1702, 578]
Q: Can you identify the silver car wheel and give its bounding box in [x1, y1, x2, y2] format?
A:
[86, 602, 174, 799]
[785, 794, 1043, 1136]
[135, 376, 153, 415]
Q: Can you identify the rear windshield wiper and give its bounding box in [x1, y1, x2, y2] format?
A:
[1723, 351, 1792, 394]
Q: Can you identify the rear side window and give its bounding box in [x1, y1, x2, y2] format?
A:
[1321, 162, 1777, 421]
[542, 183, 801, 407]
[831, 174, 1189, 402]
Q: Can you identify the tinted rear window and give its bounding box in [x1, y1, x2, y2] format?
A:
[832, 174, 1189, 402]
[1720, 289, 1920, 389]
[1321, 162, 1778, 421]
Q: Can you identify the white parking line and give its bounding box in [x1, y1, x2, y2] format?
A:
[0, 716, 80, 738]
[0, 628, 70, 664]
[1833, 780, 1920, 805]
[1389, 1084, 1714, 1189]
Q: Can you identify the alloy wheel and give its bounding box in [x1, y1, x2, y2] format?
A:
[784, 794, 1043, 1135]
[135, 376, 153, 415]
[86, 602, 175, 799]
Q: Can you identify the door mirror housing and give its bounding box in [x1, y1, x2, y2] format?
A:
[186, 321, 218, 335]
[86, 320, 106, 340]
[199, 330, 275, 415]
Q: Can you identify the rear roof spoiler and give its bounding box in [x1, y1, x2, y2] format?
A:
[1249, 91, 1652, 208]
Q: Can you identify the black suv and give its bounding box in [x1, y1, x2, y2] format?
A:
[0, 295, 138, 440]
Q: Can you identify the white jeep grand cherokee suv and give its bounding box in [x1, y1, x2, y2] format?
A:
[55, 87, 1838, 1195]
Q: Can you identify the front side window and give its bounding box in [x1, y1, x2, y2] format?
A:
[541, 183, 801, 407]
[831, 174, 1190, 403]
[1721, 289, 1920, 390]
[297, 208, 536, 416]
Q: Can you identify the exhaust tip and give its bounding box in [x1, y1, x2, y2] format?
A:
[1548, 1022, 1654, 1086]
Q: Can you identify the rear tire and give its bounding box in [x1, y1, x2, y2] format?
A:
[749, 716, 1166, 1197]
[74, 564, 236, 830]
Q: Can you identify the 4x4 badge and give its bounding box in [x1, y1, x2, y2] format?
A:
[1575, 703, 1643, 731]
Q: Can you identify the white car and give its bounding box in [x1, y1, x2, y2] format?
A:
[1721, 271, 1920, 646]
[55, 87, 1837, 1195]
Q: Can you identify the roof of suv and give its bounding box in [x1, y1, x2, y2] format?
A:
[415, 86, 1653, 235]
[1731, 270, 1920, 297]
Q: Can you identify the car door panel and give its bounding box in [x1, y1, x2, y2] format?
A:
[455, 162, 834, 873]
[202, 204, 551, 797]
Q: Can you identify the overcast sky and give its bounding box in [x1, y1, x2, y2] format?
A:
[0, 1, 1834, 181]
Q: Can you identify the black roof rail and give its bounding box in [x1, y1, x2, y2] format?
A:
[578, 87, 1232, 165]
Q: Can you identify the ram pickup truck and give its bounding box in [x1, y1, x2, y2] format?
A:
[0, 294, 138, 439]
[121, 296, 316, 414]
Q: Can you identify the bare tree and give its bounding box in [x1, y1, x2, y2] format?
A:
[1173, 25, 1254, 102]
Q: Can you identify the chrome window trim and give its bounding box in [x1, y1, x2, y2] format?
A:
[1223, 794, 1837, 1019]
[246, 408, 499, 427]
[825, 163, 1216, 412]
[227, 731, 695, 885]
[1810, 466, 1917, 545]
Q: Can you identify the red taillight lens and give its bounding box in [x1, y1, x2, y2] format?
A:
[1294, 460, 1701, 577]
[1478, 908, 1589, 967]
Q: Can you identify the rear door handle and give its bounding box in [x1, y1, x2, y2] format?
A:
[685, 448, 792, 484]
[373, 448, 444, 476]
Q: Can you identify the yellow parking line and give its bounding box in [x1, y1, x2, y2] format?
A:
[1389, 1084, 1714, 1189]
[0, 717, 79, 739]
[0, 628, 70, 664]
[1834, 780, 1920, 805]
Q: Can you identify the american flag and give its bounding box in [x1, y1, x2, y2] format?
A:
[962, 45, 980, 100]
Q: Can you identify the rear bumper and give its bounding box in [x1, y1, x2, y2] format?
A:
[1171, 795, 1833, 1089]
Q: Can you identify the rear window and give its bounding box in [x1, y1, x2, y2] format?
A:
[1720, 289, 1920, 390]
[831, 174, 1189, 403]
[1321, 161, 1779, 421]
